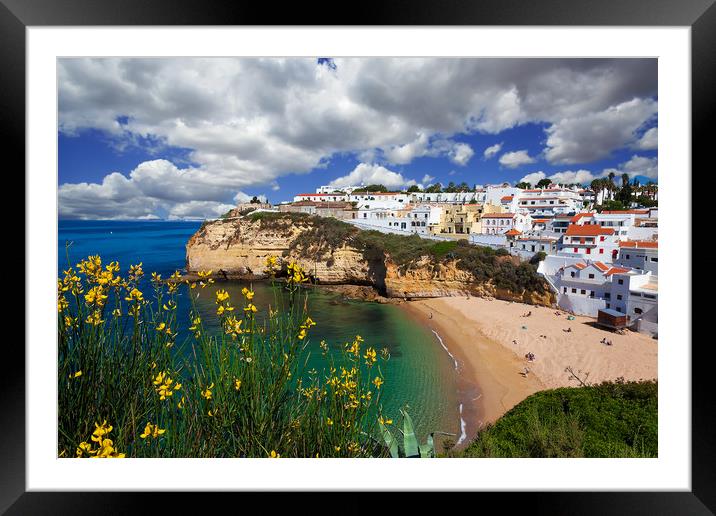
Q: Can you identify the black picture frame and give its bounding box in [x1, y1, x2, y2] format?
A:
[5, 0, 712, 512]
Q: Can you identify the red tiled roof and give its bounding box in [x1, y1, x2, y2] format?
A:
[505, 229, 522, 236]
[619, 240, 658, 249]
[501, 196, 514, 201]
[565, 224, 615, 236]
[532, 219, 549, 223]
[570, 212, 594, 223]
[605, 266, 631, 276]
[593, 261, 609, 272]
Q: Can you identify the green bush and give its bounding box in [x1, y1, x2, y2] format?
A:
[450, 380, 657, 458]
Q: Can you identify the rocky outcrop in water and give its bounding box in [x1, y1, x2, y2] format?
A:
[186, 216, 556, 306]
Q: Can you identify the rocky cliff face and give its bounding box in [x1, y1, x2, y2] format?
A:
[186, 217, 556, 306]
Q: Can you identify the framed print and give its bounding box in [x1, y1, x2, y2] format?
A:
[5, 0, 714, 512]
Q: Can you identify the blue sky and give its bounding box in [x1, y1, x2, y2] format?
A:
[58, 58, 657, 219]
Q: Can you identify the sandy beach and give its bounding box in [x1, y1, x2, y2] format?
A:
[403, 296, 658, 445]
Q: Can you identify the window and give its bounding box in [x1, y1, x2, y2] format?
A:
[563, 287, 567, 294]
[634, 307, 643, 314]
[651, 257, 658, 262]
[589, 291, 595, 298]
[571, 288, 577, 293]
[618, 279, 624, 285]
[606, 303, 611, 309]
[617, 294, 623, 300]
[604, 293, 611, 299]
[626, 254, 630, 259]
[574, 248, 578, 253]
[580, 289, 586, 295]
[600, 236, 605, 241]
[588, 273, 594, 279]
[599, 249, 604, 254]
[570, 271, 576, 277]
[586, 248, 591, 255]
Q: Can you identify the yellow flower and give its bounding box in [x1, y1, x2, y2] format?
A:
[198, 270, 213, 279]
[201, 383, 215, 400]
[76, 441, 93, 457]
[378, 416, 393, 425]
[269, 450, 280, 458]
[217, 304, 234, 316]
[162, 300, 177, 311]
[241, 287, 255, 300]
[156, 322, 167, 331]
[363, 347, 377, 365]
[177, 396, 185, 409]
[124, 288, 144, 302]
[215, 289, 230, 303]
[297, 328, 307, 340]
[112, 308, 122, 317]
[151, 272, 162, 283]
[244, 303, 257, 314]
[326, 417, 333, 426]
[85, 310, 103, 326]
[372, 376, 384, 389]
[234, 379, 242, 391]
[84, 286, 108, 307]
[91, 420, 113, 443]
[140, 422, 166, 439]
[69, 370, 82, 379]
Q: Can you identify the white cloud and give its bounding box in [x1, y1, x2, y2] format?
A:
[449, 143, 474, 166]
[633, 127, 658, 150]
[328, 163, 416, 190]
[483, 142, 503, 159]
[518, 171, 547, 185]
[544, 98, 658, 164]
[499, 150, 537, 169]
[548, 169, 602, 185]
[422, 174, 435, 184]
[59, 160, 245, 220]
[58, 57, 657, 217]
[620, 154, 658, 179]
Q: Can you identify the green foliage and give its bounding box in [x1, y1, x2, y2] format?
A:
[636, 195, 658, 207]
[597, 200, 627, 212]
[58, 255, 389, 458]
[379, 408, 436, 458]
[536, 178, 552, 188]
[451, 380, 657, 458]
[247, 214, 547, 297]
[529, 251, 547, 265]
[407, 185, 422, 193]
[362, 184, 388, 192]
[516, 182, 531, 189]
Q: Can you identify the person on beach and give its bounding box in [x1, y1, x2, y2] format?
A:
[429, 312, 433, 319]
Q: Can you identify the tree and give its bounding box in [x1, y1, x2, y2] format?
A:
[364, 184, 388, 192]
[425, 183, 442, 193]
[407, 185, 421, 193]
[457, 181, 471, 192]
[250, 196, 261, 204]
[536, 178, 551, 189]
[516, 182, 531, 189]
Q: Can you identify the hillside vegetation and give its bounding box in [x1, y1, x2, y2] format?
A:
[249, 212, 547, 295]
[448, 380, 657, 458]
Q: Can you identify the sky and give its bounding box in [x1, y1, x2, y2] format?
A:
[58, 58, 658, 220]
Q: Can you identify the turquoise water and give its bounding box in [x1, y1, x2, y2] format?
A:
[58, 220, 459, 439]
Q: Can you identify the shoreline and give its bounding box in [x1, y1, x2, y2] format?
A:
[401, 296, 658, 450]
[402, 299, 545, 448]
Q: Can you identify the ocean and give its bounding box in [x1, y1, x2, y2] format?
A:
[58, 219, 460, 440]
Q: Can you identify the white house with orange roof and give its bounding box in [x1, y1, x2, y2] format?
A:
[541, 258, 657, 333]
[557, 224, 620, 261]
[616, 240, 658, 274]
[480, 212, 532, 235]
[515, 187, 582, 218]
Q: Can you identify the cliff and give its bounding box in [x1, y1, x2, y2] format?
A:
[186, 214, 556, 306]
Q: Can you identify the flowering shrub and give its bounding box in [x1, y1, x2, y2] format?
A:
[58, 254, 390, 458]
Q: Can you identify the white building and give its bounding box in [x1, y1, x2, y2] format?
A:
[480, 212, 532, 235]
[348, 191, 410, 210]
[544, 259, 657, 335]
[408, 204, 443, 235]
[617, 241, 658, 274]
[515, 187, 582, 219]
[557, 224, 620, 261]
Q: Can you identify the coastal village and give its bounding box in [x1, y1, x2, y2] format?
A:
[232, 179, 658, 338]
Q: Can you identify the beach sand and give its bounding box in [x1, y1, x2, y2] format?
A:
[403, 296, 658, 446]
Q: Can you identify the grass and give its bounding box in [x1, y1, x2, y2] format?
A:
[58, 254, 392, 458]
[448, 379, 657, 458]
